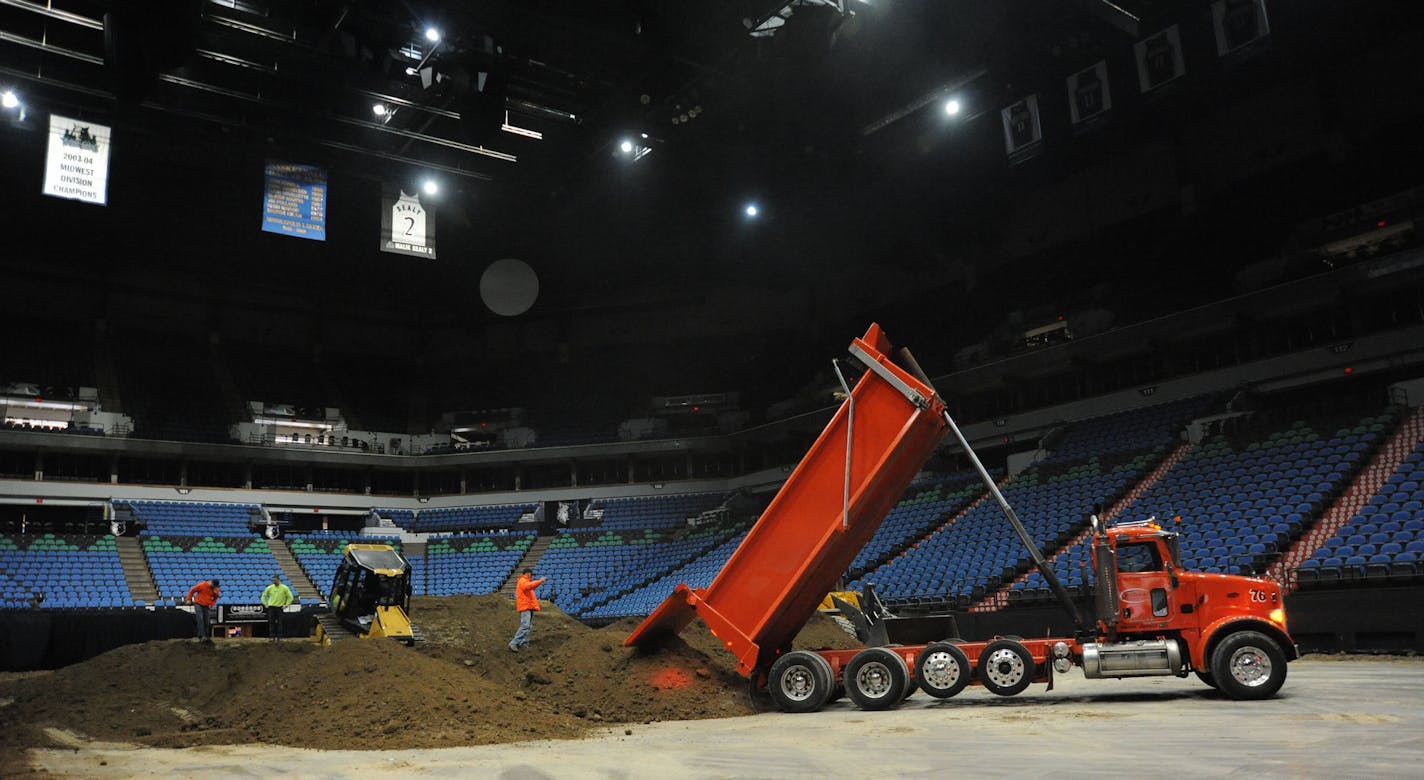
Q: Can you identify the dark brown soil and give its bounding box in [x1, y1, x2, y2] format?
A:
[0, 594, 859, 760]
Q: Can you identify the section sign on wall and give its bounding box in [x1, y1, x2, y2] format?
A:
[261, 161, 327, 241]
[42, 114, 111, 205]
[380, 183, 437, 258]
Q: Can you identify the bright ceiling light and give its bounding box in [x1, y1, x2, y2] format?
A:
[1, 90, 17, 109]
[372, 103, 388, 117]
[944, 99, 961, 116]
[425, 27, 441, 43]
[745, 204, 759, 217]
[422, 179, 438, 195]
[620, 139, 634, 153]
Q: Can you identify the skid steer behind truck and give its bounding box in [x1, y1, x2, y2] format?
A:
[626, 324, 1296, 711]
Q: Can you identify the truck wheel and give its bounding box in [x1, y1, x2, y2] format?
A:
[978, 639, 1034, 696]
[845, 647, 910, 711]
[1210, 631, 1287, 700]
[827, 682, 845, 704]
[915, 642, 971, 698]
[1195, 671, 1218, 689]
[768, 651, 835, 713]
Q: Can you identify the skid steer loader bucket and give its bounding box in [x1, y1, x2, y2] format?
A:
[625, 324, 948, 678]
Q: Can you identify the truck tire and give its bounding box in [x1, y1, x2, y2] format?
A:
[1195, 670, 1218, 689]
[1209, 631, 1287, 700]
[768, 651, 835, 713]
[845, 647, 910, 711]
[978, 639, 1034, 696]
[915, 642, 971, 699]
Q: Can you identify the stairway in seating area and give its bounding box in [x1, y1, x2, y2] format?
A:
[268, 538, 322, 601]
[971, 441, 1196, 612]
[1270, 405, 1424, 592]
[115, 535, 159, 604]
[499, 535, 554, 598]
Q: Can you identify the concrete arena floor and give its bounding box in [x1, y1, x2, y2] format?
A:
[28, 656, 1424, 779]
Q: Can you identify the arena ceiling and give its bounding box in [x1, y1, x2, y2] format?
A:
[0, 1, 1420, 387]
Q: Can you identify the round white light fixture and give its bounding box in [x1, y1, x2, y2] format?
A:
[745, 204, 759, 217]
[944, 99, 961, 116]
[372, 103, 388, 116]
[425, 27, 441, 43]
[1, 90, 17, 109]
[620, 139, 634, 153]
[422, 179, 438, 195]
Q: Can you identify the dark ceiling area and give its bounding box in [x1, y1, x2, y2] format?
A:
[2, 0, 1423, 431]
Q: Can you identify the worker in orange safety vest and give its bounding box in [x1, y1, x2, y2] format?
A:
[507, 568, 547, 652]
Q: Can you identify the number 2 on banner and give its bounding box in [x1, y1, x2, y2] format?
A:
[403, 217, 416, 236]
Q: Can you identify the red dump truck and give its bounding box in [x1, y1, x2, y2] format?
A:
[626, 324, 1296, 711]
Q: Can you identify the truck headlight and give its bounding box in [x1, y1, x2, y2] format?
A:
[1269, 607, 1286, 628]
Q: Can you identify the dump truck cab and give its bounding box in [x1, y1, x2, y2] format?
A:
[1085, 517, 1296, 698]
[315, 543, 419, 646]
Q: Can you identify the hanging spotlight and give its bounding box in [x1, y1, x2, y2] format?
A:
[620, 139, 634, 153]
[425, 27, 441, 43]
[745, 204, 759, 218]
[944, 98, 961, 116]
[422, 179, 438, 196]
[372, 102, 388, 117]
[1, 90, 18, 109]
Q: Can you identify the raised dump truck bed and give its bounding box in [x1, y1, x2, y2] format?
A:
[624, 324, 947, 676]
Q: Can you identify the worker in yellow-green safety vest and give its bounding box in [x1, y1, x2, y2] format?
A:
[261, 575, 295, 641]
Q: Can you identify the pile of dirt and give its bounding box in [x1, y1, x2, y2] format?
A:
[0, 594, 860, 755]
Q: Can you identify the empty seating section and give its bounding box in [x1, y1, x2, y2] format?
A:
[1047, 396, 1211, 463]
[287, 531, 403, 596]
[143, 534, 282, 604]
[593, 493, 727, 531]
[1016, 411, 1393, 602]
[580, 527, 752, 620]
[0, 534, 127, 608]
[421, 533, 533, 596]
[847, 473, 987, 577]
[128, 501, 257, 537]
[537, 523, 735, 616]
[861, 450, 1161, 607]
[410, 503, 534, 533]
[1297, 435, 1424, 587]
[376, 509, 416, 530]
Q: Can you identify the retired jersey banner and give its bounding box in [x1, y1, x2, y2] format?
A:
[380, 183, 437, 258]
[43, 114, 111, 205]
[261, 161, 327, 240]
[1001, 94, 1043, 165]
[1136, 25, 1187, 93]
[1213, 0, 1270, 56]
[1068, 61, 1112, 126]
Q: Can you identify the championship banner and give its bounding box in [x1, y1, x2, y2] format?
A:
[1001, 94, 1043, 164]
[42, 114, 111, 205]
[1068, 61, 1112, 126]
[1213, 0, 1270, 56]
[261, 161, 327, 240]
[1136, 25, 1186, 93]
[380, 183, 437, 258]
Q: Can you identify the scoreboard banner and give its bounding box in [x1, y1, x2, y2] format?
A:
[262, 161, 327, 240]
[43, 114, 111, 205]
[380, 183, 437, 258]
